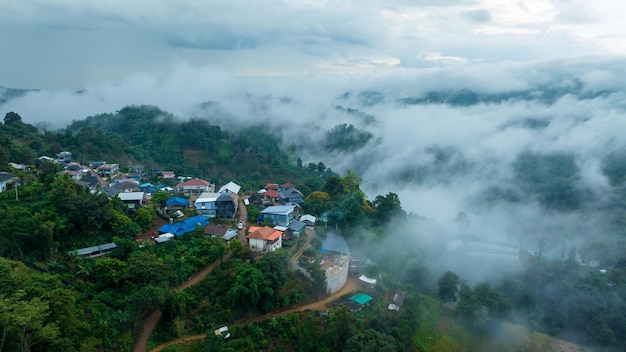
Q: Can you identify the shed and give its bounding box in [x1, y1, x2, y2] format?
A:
[358, 275, 377, 288]
[349, 293, 374, 305]
[67, 243, 117, 258]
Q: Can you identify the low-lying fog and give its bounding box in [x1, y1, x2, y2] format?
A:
[4, 58, 626, 281]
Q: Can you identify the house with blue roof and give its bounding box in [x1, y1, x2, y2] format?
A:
[158, 215, 209, 236]
[166, 196, 190, 209]
[260, 205, 296, 226]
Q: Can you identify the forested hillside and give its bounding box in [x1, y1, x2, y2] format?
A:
[0, 106, 625, 352]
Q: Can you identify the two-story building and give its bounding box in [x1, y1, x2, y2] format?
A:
[194, 192, 221, 217]
[175, 178, 215, 196]
[260, 205, 296, 226]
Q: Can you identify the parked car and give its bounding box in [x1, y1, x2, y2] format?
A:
[237, 222, 243, 230]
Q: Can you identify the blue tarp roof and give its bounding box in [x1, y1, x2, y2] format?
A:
[321, 233, 350, 255]
[166, 197, 190, 207]
[159, 215, 209, 236]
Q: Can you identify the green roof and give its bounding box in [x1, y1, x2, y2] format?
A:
[349, 293, 373, 305]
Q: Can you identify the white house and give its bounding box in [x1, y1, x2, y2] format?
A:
[0, 172, 18, 193]
[247, 226, 283, 253]
[117, 192, 145, 211]
[218, 181, 241, 195]
[175, 178, 215, 195]
[194, 192, 221, 217]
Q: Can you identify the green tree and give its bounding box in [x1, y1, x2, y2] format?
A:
[344, 328, 398, 352]
[151, 190, 169, 208]
[94, 257, 128, 288]
[0, 290, 61, 352]
[226, 260, 272, 312]
[372, 192, 406, 225]
[437, 271, 460, 304]
[4, 111, 22, 125]
[303, 191, 332, 216]
[134, 206, 156, 231]
[127, 252, 175, 287]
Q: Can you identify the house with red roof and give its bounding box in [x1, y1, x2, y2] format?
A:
[247, 226, 283, 253]
[175, 178, 215, 195]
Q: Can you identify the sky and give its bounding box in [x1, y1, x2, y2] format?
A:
[1, 0, 626, 89]
[3, 1, 626, 275]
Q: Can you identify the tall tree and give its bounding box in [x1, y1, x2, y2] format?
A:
[438, 271, 460, 304]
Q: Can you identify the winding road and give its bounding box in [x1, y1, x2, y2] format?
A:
[144, 224, 359, 352]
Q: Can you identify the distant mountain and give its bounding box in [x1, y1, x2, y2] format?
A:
[0, 85, 36, 105]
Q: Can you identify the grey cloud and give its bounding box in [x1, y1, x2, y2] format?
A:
[460, 9, 491, 23]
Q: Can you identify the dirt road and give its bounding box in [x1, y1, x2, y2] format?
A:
[147, 276, 362, 352]
[132, 251, 231, 352]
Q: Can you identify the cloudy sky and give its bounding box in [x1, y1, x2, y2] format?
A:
[3, 1, 626, 263]
[1, 0, 625, 89]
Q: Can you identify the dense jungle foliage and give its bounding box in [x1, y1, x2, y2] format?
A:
[1, 107, 626, 351]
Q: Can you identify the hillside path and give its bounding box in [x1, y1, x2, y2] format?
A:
[148, 276, 361, 352]
[132, 251, 231, 352]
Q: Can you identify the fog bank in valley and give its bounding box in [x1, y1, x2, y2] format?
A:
[4, 58, 626, 281]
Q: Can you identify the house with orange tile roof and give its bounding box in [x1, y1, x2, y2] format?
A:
[247, 226, 283, 253]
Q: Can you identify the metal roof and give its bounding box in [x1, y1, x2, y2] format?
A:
[321, 233, 350, 255]
[261, 205, 295, 215]
[68, 242, 117, 256]
[349, 293, 373, 305]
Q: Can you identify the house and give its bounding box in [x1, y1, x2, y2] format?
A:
[300, 214, 317, 226]
[8, 162, 28, 171]
[57, 151, 72, 164]
[117, 192, 145, 211]
[89, 161, 106, 169]
[162, 171, 175, 179]
[38, 155, 55, 162]
[260, 205, 296, 226]
[194, 192, 221, 217]
[112, 181, 140, 193]
[286, 220, 306, 239]
[277, 183, 304, 204]
[387, 291, 407, 311]
[76, 174, 99, 190]
[204, 223, 230, 237]
[96, 163, 120, 177]
[175, 178, 215, 195]
[101, 187, 121, 197]
[140, 183, 156, 194]
[166, 196, 190, 209]
[218, 181, 241, 195]
[247, 226, 283, 252]
[264, 183, 279, 190]
[216, 193, 238, 219]
[158, 215, 209, 237]
[0, 172, 18, 193]
[263, 189, 280, 204]
[67, 242, 116, 259]
[129, 165, 143, 173]
[58, 169, 82, 181]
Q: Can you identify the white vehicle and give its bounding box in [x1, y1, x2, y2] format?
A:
[237, 222, 243, 230]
